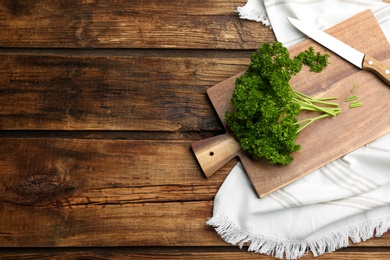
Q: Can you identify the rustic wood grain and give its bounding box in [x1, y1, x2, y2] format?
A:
[0, 249, 390, 259]
[0, 0, 274, 49]
[0, 138, 236, 207]
[0, 138, 230, 247]
[0, 137, 388, 248]
[0, 0, 389, 258]
[0, 52, 251, 131]
[0, 201, 219, 247]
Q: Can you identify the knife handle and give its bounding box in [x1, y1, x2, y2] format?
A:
[191, 133, 241, 178]
[362, 55, 390, 86]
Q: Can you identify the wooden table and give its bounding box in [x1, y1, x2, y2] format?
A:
[0, 1, 389, 259]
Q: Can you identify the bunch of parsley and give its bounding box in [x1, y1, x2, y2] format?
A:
[225, 42, 341, 165]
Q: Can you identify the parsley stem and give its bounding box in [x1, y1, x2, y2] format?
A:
[296, 114, 331, 133]
[315, 97, 338, 101]
[292, 97, 341, 116]
[345, 95, 359, 102]
[292, 91, 339, 106]
[349, 101, 363, 108]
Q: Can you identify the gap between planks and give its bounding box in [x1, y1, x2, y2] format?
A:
[0, 130, 223, 141]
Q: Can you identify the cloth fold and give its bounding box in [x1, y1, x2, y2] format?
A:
[207, 1, 390, 259]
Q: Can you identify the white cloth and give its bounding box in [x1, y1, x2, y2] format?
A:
[207, 1, 390, 259]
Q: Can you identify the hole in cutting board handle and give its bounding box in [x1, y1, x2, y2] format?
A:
[190, 133, 241, 177]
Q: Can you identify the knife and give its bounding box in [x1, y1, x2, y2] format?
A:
[287, 17, 390, 86]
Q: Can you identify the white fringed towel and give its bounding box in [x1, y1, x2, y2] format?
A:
[207, 1, 390, 259]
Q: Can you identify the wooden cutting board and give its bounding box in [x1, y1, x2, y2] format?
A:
[191, 10, 390, 198]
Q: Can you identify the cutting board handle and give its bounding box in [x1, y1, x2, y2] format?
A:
[191, 133, 241, 177]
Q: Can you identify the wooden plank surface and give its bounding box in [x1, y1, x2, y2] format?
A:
[0, 137, 388, 248]
[0, 0, 273, 49]
[0, 0, 389, 259]
[0, 138, 230, 206]
[0, 138, 235, 246]
[0, 51, 250, 131]
[0, 250, 390, 259]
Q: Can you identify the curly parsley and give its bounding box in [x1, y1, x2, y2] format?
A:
[225, 42, 341, 166]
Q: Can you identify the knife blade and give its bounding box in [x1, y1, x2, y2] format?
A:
[287, 17, 390, 86]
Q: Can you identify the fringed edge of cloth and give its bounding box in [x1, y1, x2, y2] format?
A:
[206, 206, 390, 259]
